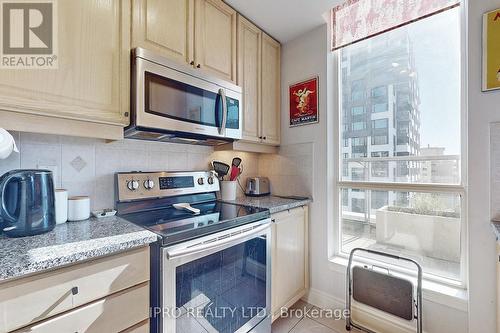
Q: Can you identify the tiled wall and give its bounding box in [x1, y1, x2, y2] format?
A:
[491, 123, 500, 220]
[0, 132, 311, 211]
[0, 132, 262, 210]
[258, 142, 314, 197]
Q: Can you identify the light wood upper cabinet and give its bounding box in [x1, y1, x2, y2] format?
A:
[131, 0, 194, 64]
[237, 15, 261, 142]
[194, 0, 237, 82]
[0, 0, 130, 139]
[261, 33, 281, 146]
[497, 243, 500, 333]
[271, 206, 309, 320]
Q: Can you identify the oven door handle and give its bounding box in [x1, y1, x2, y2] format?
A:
[166, 222, 270, 259]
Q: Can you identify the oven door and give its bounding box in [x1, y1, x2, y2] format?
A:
[161, 220, 271, 333]
[133, 50, 242, 140]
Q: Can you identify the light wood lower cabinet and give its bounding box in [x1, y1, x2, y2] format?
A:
[271, 206, 309, 321]
[0, 247, 150, 333]
[0, 0, 130, 140]
[14, 283, 149, 333]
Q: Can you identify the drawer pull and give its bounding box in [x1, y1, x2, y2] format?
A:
[71, 286, 79, 295]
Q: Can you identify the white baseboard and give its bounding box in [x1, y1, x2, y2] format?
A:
[303, 288, 426, 333]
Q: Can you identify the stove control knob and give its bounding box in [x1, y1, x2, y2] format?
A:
[127, 180, 139, 191]
[144, 179, 155, 190]
[197, 177, 204, 185]
[207, 176, 214, 185]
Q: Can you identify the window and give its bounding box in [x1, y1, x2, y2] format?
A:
[351, 106, 365, 116]
[371, 151, 389, 157]
[371, 135, 388, 145]
[337, 6, 463, 283]
[372, 119, 388, 129]
[351, 80, 364, 101]
[372, 103, 388, 113]
[352, 121, 366, 131]
[371, 86, 387, 98]
[352, 137, 366, 146]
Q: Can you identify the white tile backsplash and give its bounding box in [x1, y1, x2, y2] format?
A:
[0, 131, 315, 210]
[0, 131, 265, 210]
[258, 142, 314, 197]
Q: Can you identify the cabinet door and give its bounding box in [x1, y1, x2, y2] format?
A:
[0, 0, 130, 127]
[271, 207, 308, 318]
[237, 15, 261, 142]
[14, 283, 149, 333]
[131, 0, 194, 65]
[261, 33, 281, 145]
[194, 0, 236, 82]
[497, 243, 500, 333]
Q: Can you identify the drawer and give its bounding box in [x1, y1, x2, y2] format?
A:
[0, 247, 150, 333]
[121, 320, 149, 333]
[14, 283, 149, 333]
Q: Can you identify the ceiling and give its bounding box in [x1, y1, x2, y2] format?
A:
[224, 0, 342, 43]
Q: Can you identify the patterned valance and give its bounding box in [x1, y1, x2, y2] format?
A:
[331, 0, 460, 50]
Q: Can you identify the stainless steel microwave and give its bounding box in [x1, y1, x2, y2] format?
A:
[126, 48, 242, 145]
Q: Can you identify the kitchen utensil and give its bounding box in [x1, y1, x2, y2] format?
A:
[68, 196, 90, 221]
[212, 161, 230, 180]
[173, 202, 201, 215]
[0, 169, 56, 237]
[229, 157, 242, 181]
[245, 177, 270, 197]
[54, 189, 68, 224]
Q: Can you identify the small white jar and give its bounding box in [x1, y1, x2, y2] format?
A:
[54, 189, 68, 224]
[68, 196, 90, 221]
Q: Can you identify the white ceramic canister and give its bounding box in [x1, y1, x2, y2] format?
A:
[68, 196, 91, 221]
[220, 181, 237, 201]
[54, 189, 68, 224]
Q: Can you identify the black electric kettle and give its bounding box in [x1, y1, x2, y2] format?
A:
[0, 170, 56, 237]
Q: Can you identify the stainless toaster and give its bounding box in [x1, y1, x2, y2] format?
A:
[245, 177, 270, 197]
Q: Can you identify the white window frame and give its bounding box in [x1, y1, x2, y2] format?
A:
[330, 4, 468, 289]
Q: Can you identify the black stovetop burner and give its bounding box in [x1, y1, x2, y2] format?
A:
[119, 200, 269, 246]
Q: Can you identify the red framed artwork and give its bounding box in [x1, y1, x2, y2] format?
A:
[289, 76, 319, 127]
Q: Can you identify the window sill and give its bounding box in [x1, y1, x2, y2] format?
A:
[328, 256, 468, 312]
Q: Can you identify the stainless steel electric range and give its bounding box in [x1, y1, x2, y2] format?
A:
[115, 171, 272, 333]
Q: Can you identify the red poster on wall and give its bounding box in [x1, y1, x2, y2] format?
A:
[289, 77, 319, 127]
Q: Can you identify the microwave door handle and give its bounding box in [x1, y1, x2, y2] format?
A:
[218, 88, 227, 135]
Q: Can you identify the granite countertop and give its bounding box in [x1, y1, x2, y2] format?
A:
[223, 195, 311, 214]
[0, 216, 158, 282]
[491, 221, 500, 240]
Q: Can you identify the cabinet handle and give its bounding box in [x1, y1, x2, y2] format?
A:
[196, 64, 201, 68]
[71, 286, 79, 295]
[263, 136, 267, 140]
[190, 60, 195, 66]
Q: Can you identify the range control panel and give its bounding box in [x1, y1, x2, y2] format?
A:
[116, 171, 219, 202]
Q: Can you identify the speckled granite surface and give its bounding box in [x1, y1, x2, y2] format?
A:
[0, 216, 158, 282]
[223, 195, 311, 214]
[491, 221, 500, 241]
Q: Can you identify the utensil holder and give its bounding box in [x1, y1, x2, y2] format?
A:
[220, 181, 237, 201]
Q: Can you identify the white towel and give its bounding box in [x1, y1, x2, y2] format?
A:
[0, 128, 18, 159]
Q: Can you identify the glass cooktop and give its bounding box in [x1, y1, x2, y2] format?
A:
[120, 201, 270, 246]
